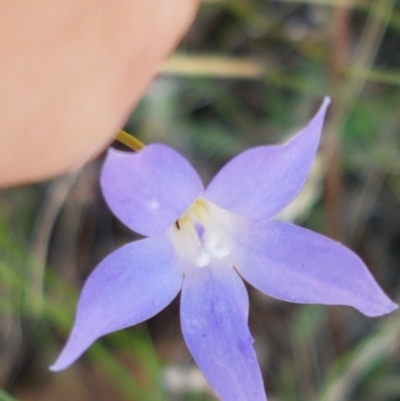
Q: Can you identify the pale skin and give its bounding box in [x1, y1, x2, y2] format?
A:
[0, 0, 199, 186]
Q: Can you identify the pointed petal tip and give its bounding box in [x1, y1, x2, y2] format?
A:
[48, 356, 72, 372]
[309, 95, 330, 125]
[105, 146, 122, 155]
[104, 146, 137, 160]
[103, 147, 129, 163]
[388, 301, 398, 313]
[359, 298, 398, 318]
[370, 300, 398, 318]
[48, 341, 87, 373]
[106, 147, 117, 155]
[322, 95, 331, 107]
[48, 362, 63, 373]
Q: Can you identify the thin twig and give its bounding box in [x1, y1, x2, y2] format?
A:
[161, 54, 265, 79]
[323, 0, 395, 241]
[29, 172, 79, 315]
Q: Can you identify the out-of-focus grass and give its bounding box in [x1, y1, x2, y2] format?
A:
[0, 388, 19, 401]
[1, 0, 400, 400]
[0, 213, 165, 401]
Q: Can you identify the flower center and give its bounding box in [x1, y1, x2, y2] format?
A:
[194, 229, 230, 267]
[169, 198, 232, 268]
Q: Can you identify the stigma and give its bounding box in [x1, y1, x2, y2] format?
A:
[169, 198, 233, 269]
[195, 231, 230, 267]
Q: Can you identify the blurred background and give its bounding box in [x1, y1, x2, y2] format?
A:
[1, 0, 400, 400]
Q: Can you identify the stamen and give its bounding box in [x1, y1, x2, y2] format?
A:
[194, 230, 231, 267]
[203, 232, 219, 251]
[196, 250, 211, 267]
[213, 245, 230, 260]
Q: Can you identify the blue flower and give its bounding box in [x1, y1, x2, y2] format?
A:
[50, 97, 397, 401]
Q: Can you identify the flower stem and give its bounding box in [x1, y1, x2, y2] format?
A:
[116, 129, 145, 151]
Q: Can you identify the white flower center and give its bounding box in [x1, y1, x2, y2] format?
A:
[169, 198, 233, 269]
[195, 231, 231, 267]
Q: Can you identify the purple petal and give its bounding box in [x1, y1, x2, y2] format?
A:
[180, 264, 267, 401]
[234, 220, 397, 317]
[50, 237, 183, 371]
[101, 144, 204, 236]
[205, 98, 330, 220]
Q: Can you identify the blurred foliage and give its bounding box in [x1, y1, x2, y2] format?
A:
[1, 0, 400, 400]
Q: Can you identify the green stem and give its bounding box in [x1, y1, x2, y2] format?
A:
[116, 130, 145, 151]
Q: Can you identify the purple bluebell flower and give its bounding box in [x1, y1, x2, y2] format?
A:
[50, 97, 397, 401]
